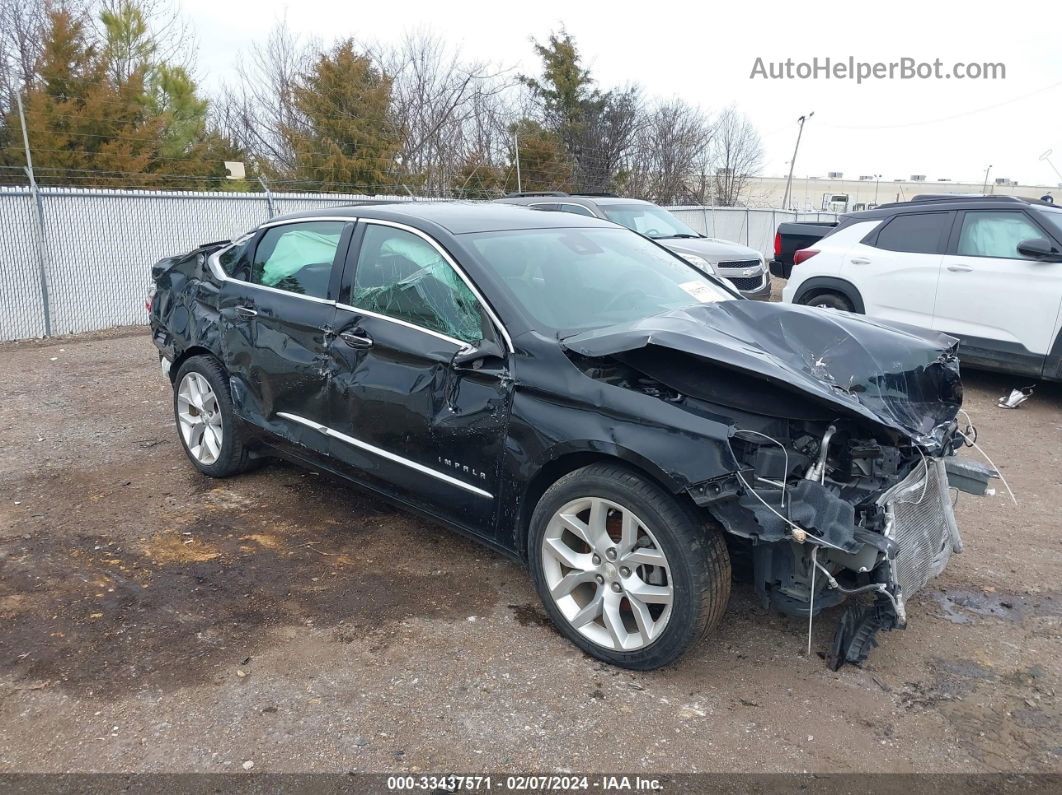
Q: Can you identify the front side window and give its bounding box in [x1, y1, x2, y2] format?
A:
[872, 213, 949, 254]
[467, 227, 733, 335]
[350, 225, 486, 344]
[1036, 208, 1062, 241]
[601, 204, 700, 239]
[957, 211, 1046, 259]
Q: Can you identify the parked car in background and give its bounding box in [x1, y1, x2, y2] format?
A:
[782, 195, 1062, 380]
[149, 202, 994, 672]
[496, 193, 771, 299]
[770, 219, 839, 278]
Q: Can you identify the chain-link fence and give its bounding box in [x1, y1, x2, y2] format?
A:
[0, 186, 837, 342]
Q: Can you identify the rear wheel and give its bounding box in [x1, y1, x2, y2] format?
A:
[172, 355, 255, 477]
[801, 291, 854, 312]
[528, 463, 730, 670]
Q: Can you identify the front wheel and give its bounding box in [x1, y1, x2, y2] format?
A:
[528, 463, 731, 670]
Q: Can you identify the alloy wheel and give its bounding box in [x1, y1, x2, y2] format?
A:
[177, 372, 223, 465]
[541, 497, 673, 651]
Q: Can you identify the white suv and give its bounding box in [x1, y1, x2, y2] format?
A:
[782, 196, 1062, 380]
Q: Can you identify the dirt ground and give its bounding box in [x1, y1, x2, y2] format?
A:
[0, 323, 1059, 774]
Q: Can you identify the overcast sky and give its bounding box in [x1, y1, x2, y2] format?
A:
[183, 0, 1062, 187]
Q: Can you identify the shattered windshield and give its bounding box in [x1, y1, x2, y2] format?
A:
[466, 227, 733, 335]
[601, 204, 701, 239]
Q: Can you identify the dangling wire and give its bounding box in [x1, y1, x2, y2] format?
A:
[955, 408, 1016, 505]
[807, 545, 818, 657]
[730, 428, 790, 507]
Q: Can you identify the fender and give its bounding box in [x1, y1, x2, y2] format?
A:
[792, 276, 866, 314]
[535, 439, 688, 495]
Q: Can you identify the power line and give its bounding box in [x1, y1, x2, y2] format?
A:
[821, 79, 1062, 131]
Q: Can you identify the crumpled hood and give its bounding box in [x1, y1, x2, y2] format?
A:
[561, 301, 962, 452]
[660, 238, 762, 263]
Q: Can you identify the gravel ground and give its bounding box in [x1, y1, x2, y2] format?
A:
[0, 323, 1059, 774]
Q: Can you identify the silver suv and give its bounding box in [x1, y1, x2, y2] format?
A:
[495, 193, 771, 299]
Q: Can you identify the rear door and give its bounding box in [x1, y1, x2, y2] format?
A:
[843, 211, 952, 326]
[216, 218, 352, 448]
[320, 220, 514, 536]
[933, 209, 1062, 374]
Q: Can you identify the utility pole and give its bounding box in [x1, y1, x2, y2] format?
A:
[782, 112, 813, 210]
[873, 174, 882, 205]
[16, 89, 52, 337]
[1041, 150, 1062, 184]
[982, 164, 993, 194]
[514, 130, 522, 193]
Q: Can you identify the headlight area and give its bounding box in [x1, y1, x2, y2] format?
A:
[687, 420, 961, 669]
[679, 253, 713, 272]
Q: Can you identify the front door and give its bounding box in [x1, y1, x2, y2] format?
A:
[322, 221, 512, 536]
[217, 219, 352, 450]
[933, 209, 1062, 375]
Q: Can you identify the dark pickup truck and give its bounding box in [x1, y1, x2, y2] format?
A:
[769, 221, 837, 279]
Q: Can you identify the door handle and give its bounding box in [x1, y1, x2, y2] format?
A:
[235, 305, 257, 317]
[946, 264, 973, 273]
[339, 330, 373, 349]
[849, 257, 871, 265]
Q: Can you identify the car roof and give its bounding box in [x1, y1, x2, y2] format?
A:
[842, 195, 1051, 222]
[265, 200, 620, 234]
[496, 195, 654, 208]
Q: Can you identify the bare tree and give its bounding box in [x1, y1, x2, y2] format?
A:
[572, 85, 642, 193]
[710, 104, 763, 206]
[626, 99, 712, 204]
[373, 31, 514, 194]
[224, 19, 317, 178]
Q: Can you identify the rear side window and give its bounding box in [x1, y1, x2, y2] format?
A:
[218, 234, 253, 276]
[250, 221, 346, 299]
[957, 211, 1046, 259]
[558, 203, 596, 217]
[871, 213, 949, 254]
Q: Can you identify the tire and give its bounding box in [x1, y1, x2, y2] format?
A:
[172, 355, 256, 478]
[528, 463, 730, 670]
[800, 291, 854, 312]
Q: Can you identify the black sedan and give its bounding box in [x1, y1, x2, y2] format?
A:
[149, 202, 990, 670]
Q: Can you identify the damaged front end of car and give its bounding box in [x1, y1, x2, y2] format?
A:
[562, 300, 997, 668]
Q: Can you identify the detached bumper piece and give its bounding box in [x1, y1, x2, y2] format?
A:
[829, 458, 962, 669]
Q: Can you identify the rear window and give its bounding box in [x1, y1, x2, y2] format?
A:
[871, 212, 950, 254]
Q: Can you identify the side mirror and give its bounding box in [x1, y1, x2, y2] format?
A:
[452, 339, 505, 370]
[1017, 237, 1062, 262]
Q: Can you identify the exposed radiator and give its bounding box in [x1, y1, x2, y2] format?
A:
[878, 458, 961, 623]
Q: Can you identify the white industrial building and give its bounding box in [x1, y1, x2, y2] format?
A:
[737, 174, 1058, 211]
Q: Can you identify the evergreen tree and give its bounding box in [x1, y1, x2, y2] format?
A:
[1, 2, 246, 189]
[284, 40, 401, 192]
[520, 29, 639, 193]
